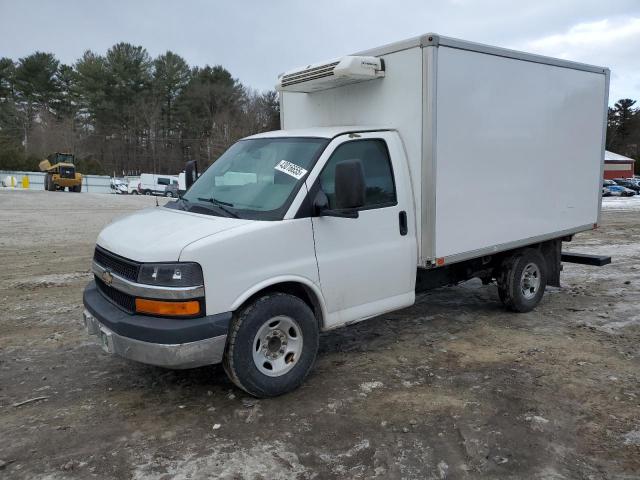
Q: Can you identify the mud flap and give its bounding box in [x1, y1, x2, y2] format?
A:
[541, 239, 562, 288]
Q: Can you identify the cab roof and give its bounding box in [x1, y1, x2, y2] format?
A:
[244, 126, 391, 140]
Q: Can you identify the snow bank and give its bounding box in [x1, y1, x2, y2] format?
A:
[601, 196, 640, 212]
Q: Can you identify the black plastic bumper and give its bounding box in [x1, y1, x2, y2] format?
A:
[83, 281, 232, 344]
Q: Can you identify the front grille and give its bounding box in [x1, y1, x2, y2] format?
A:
[60, 167, 75, 179]
[94, 246, 140, 282]
[95, 277, 135, 313]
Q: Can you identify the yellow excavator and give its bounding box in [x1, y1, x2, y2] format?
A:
[39, 153, 83, 192]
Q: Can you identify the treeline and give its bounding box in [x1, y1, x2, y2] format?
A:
[0, 43, 279, 175]
[1, 44, 638, 176]
[607, 99, 640, 173]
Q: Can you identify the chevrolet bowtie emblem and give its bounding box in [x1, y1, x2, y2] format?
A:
[102, 269, 114, 286]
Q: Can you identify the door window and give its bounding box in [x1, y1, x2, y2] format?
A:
[319, 139, 396, 209]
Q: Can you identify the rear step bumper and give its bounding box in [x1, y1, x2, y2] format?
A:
[561, 252, 612, 266]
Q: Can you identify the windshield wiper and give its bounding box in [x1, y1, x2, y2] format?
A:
[197, 197, 239, 218]
[211, 198, 234, 207]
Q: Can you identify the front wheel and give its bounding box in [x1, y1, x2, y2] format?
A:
[223, 293, 319, 398]
[497, 249, 547, 313]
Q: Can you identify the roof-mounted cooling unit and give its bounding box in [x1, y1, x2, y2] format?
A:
[277, 56, 385, 93]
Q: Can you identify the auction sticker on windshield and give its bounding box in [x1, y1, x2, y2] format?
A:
[275, 160, 307, 180]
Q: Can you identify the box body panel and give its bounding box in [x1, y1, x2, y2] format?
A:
[433, 46, 607, 260]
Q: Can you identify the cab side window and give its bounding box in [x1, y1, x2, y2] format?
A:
[319, 139, 396, 209]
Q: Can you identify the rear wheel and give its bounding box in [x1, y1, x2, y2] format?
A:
[497, 249, 547, 313]
[223, 293, 319, 398]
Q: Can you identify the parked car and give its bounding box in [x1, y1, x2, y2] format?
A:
[627, 178, 640, 188]
[128, 179, 140, 194]
[613, 178, 640, 193]
[110, 178, 128, 194]
[165, 180, 179, 197]
[603, 180, 635, 197]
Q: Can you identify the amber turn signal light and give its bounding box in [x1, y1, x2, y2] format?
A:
[135, 298, 200, 317]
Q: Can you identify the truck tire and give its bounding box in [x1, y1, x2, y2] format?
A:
[44, 174, 49, 191]
[497, 249, 547, 313]
[75, 184, 82, 193]
[223, 293, 319, 398]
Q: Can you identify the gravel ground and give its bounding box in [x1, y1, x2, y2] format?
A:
[0, 189, 639, 479]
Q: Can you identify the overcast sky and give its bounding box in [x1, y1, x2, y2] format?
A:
[1, 0, 639, 103]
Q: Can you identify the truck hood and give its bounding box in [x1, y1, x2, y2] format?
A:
[96, 207, 251, 262]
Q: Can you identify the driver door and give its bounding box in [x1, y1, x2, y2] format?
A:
[307, 132, 416, 328]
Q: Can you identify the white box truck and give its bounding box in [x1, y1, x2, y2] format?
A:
[83, 34, 610, 397]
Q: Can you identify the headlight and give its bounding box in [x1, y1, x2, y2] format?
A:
[137, 263, 203, 287]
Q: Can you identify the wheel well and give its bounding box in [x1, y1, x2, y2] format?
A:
[493, 239, 561, 288]
[239, 282, 324, 329]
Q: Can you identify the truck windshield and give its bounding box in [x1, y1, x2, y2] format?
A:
[182, 137, 328, 220]
[56, 154, 74, 163]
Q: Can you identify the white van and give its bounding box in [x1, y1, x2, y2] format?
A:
[83, 33, 610, 397]
[138, 173, 179, 196]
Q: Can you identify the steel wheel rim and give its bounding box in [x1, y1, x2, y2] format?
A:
[252, 315, 303, 377]
[520, 263, 541, 300]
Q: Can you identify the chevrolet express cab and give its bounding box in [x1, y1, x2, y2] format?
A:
[83, 34, 610, 397]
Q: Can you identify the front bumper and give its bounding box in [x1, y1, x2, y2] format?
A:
[54, 177, 81, 187]
[83, 281, 231, 369]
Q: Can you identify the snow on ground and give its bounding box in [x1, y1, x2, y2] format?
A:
[601, 196, 640, 211]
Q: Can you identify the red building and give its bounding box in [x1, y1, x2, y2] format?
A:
[604, 150, 636, 180]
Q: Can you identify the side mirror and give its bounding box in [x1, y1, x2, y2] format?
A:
[312, 159, 366, 219]
[185, 160, 198, 190]
[334, 159, 365, 210]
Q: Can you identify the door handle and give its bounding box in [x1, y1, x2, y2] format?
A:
[399, 211, 408, 236]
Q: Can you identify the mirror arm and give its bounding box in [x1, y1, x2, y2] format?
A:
[312, 187, 359, 218]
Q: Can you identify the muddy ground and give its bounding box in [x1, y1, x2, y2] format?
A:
[0, 190, 639, 480]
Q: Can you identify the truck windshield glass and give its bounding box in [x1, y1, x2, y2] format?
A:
[182, 137, 328, 219]
[54, 154, 74, 163]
